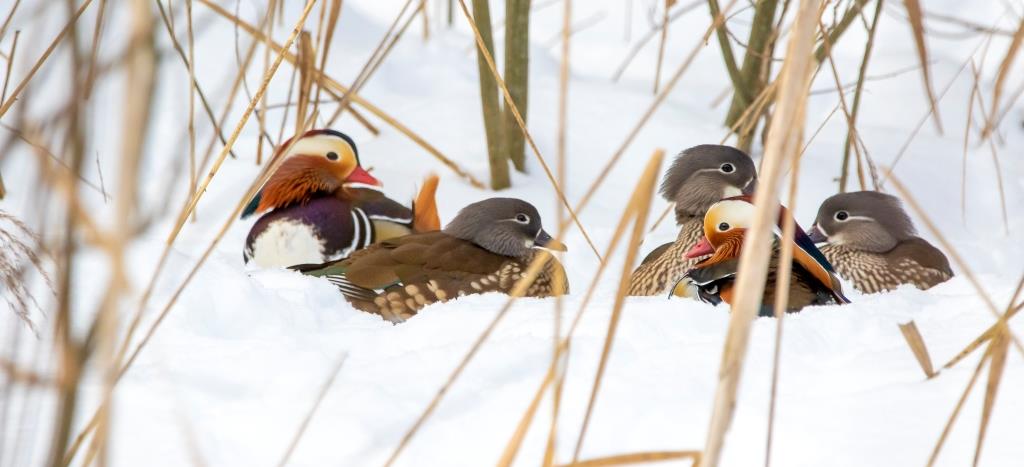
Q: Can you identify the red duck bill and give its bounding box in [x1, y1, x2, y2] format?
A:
[685, 236, 714, 259]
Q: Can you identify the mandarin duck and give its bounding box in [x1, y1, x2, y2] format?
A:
[291, 198, 569, 323]
[807, 191, 953, 294]
[680, 197, 849, 315]
[242, 129, 440, 268]
[628, 145, 757, 296]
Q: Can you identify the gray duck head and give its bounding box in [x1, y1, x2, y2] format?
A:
[809, 191, 917, 253]
[444, 198, 566, 257]
[660, 144, 757, 223]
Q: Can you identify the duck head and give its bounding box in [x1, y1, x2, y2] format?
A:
[444, 198, 567, 258]
[660, 145, 757, 223]
[244, 129, 381, 217]
[684, 197, 755, 261]
[808, 191, 916, 253]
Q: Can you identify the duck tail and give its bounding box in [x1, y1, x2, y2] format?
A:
[412, 173, 441, 232]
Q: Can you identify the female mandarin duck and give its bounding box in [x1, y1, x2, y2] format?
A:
[242, 129, 440, 268]
[292, 198, 568, 323]
[807, 191, 952, 293]
[628, 145, 757, 297]
[680, 197, 849, 315]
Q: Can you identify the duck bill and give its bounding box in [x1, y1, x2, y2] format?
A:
[806, 224, 828, 244]
[535, 229, 568, 252]
[684, 236, 714, 259]
[343, 166, 383, 189]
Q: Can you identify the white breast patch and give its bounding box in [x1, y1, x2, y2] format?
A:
[250, 219, 325, 268]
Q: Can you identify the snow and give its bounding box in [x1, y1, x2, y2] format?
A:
[2, 0, 1024, 466]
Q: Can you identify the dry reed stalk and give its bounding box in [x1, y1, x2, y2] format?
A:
[698, 1, 821, 466]
[186, 0, 197, 216]
[295, 31, 316, 135]
[326, 0, 415, 126]
[939, 274, 1024, 372]
[558, 450, 701, 467]
[926, 348, 991, 467]
[497, 357, 558, 467]
[902, 0, 944, 133]
[611, 0, 702, 82]
[707, 0, 744, 102]
[884, 174, 1024, 356]
[457, 0, 602, 261]
[276, 353, 347, 467]
[312, 0, 343, 119]
[840, 0, 882, 192]
[982, 17, 1023, 140]
[973, 325, 1009, 466]
[554, 0, 739, 239]
[0, 0, 20, 41]
[897, 321, 936, 378]
[814, 13, 869, 190]
[544, 1, 572, 463]
[961, 60, 980, 224]
[200, 0, 485, 188]
[81, 0, 106, 99]
[652, 1, 669, 93]
[883, 34, 990, 182]
[0, 0, 93, 119]
[571, 149, 664, 461]
[764, 129, 806, 467]
[0, 29, 15, 109]
[381, 249, 564, 467]
[166, 0, 318, 244]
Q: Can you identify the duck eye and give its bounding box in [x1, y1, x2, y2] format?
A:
[717, 222, 730, 232]
[326, 151, 339, 161]
[835, 211, 849, 221]
[515, 214, 530, 224]
[720, 163, 735, 173]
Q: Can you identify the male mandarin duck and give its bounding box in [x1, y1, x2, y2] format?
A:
[241, 129, 440, 268]
[680, 197, 849, 315]
[628, 145, 757, 296]
[291, 198, 569, 323]
[807, 191, 953, 294]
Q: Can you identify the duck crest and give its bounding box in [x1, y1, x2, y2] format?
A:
[255, 156, 339, 213]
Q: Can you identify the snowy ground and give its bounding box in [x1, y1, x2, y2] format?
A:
[2, 0, 1024, 466]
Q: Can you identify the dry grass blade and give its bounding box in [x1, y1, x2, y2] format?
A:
[982, 17, 1024, 139]
[902, 0, 944, 133]
[558, 450, 701, 467]
[200, 0, 485, 188]
[653, 1, 669, 93]
[973, 327, 1008, 466]
[167, 0, 318, 244]
[897, 321, 936, 378]
[457, 0, 601, 261]
[941, 273, 1023, 370]
[699, 1, 821, 466]
[572, 149, 664, 461]
[496, 357, 558, 467]
[884, 174, 1024, 357]
[0, 0, 20, 42]
[1, 30, 18, 105]
[926, 347, 991, 467]
[381, 250, 562, 467]
[0, 0, 94, 119]
[276, 353, 347, 467]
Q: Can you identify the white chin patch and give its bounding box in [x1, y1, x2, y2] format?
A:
[251, 220, 325, 268]
[722, 186, 743, 198]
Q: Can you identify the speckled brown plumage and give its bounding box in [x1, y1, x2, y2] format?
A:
[809, 191, 953, 294]
[819, 239, 952, 294]
[297, 232, 567, 322]
[627, 217, 705, 296]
